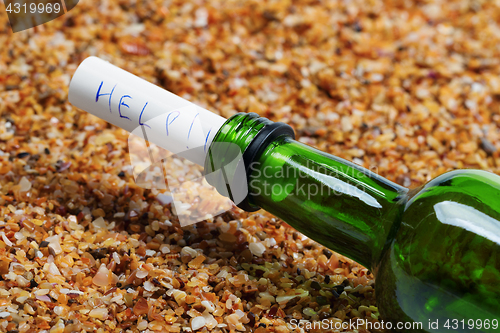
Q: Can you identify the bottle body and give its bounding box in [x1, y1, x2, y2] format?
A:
[377, 170, 500, 332]
[206, 113, 500, 332]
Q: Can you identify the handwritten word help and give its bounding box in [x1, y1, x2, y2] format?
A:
[69, 56, 226, 166]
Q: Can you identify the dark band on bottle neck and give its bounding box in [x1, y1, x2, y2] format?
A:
[205, 112, 295, 212]
[239, 116, 295, 211]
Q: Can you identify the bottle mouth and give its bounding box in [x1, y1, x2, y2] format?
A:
[204, 113, 295, 212]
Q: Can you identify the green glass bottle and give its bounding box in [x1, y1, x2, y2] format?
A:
[205, 112, 500, 333]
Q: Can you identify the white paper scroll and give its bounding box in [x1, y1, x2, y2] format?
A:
[68, 56, 226, 166]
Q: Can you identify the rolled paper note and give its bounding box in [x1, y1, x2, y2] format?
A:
[68, 56, 226, 166]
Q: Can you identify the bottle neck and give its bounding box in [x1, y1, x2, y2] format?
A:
[206, 113, 408, 269]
